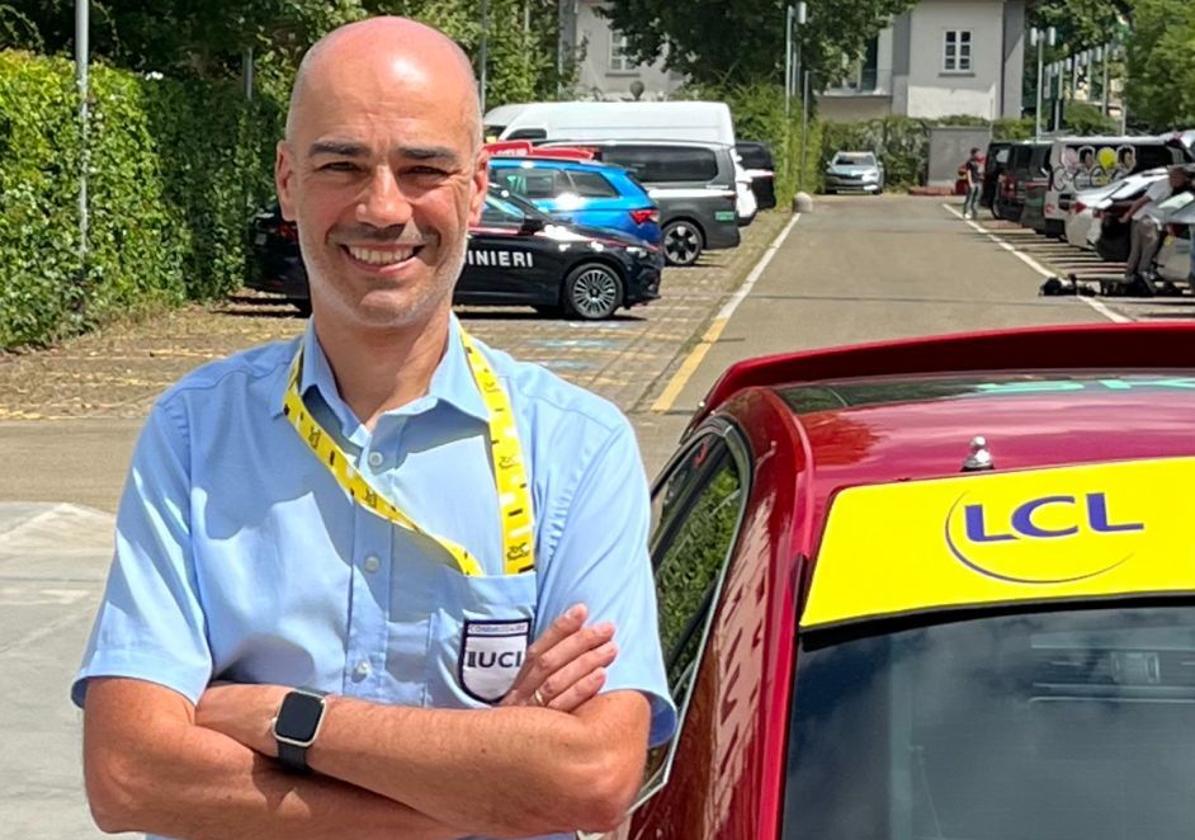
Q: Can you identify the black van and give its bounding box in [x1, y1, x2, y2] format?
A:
[995, 141, 1051, 222]
[736, 141, 778, 211]
[542, 139, 741, 267]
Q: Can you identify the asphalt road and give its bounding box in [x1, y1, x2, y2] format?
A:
[0, 194, 1151, 838]
[660, 194, 1113, 417]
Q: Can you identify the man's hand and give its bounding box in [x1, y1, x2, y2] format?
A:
[501, 603, 617, 712]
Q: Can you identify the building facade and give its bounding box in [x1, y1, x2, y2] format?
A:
[559, 0, 685, 101]
[819, 0, 1025, 122]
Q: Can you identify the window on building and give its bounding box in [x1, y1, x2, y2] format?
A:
[609, 33, 635, 73]
[943, 30, 972, 73]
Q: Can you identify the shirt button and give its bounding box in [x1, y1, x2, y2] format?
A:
[354, 660, 372, 679]
[363, 554, 381, 573]
[367, 451, 384, 468]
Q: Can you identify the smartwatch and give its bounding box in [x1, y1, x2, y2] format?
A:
[272, 687, 329, 773]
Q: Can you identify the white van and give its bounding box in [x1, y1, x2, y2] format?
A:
[484, 101, 736, 145]
[483, 100, 756, 223]
[1042, 135, 1191, 237]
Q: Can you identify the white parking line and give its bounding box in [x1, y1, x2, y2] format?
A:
[942, 204, 1131, 324]
[650, 212, 802, 412]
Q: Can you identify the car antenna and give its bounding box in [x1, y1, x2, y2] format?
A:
[962, 435, 994, 472]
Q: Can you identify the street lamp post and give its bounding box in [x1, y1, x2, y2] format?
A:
[75, 0, 89, 261]
[793, 1, 806, 110]
[1030, 26, 1055, 140]
[784, 5, 794, 117]
[479, 0, 490, 114]
[1098, 43, 1109, 115]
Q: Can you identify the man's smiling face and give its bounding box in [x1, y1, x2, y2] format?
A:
[276, 25, 488, 330]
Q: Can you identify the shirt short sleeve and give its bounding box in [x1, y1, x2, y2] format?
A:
[71, 399, 212, 708]
[535, 419, 677, 748]
[1147, 180, 1172, 203]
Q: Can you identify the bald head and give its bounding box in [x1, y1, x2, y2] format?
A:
[286, 17, 482, 151]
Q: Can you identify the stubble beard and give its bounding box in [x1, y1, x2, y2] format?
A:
[305, 230, 469, 332]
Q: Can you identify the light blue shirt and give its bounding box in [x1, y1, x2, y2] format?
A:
[73, 314, 676, 839]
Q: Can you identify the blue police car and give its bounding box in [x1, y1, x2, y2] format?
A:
[488, 157, 662, 247]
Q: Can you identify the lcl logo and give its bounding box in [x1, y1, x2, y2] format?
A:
[965, 492, 1144, 541]
[946, 492, 1144, 584]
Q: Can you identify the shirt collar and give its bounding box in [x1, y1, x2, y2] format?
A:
[270, 314, 490, 424]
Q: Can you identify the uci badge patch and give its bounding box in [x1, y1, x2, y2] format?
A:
[458, 618, 532, 704]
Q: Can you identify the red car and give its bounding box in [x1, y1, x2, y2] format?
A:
[615, 322, 1195, 840]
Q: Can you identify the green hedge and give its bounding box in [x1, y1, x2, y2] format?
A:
[0, 50, 282, 349]
[683, 81, 823, 208]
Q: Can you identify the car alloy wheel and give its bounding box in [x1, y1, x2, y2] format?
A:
[564, 263, 623, 320]
[662, 221, 704, 267]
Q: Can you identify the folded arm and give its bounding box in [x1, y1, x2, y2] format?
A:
[201, 682, 650, 838]
[83, 677, 463, 840]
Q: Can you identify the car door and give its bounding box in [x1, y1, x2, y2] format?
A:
[456, 195, 562, 305]
[575, 426, 752, 840]
[562, 169, 627, 232]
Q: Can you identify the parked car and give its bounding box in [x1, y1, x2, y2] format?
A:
[823, 151, 884, 194]
[1092, 170, 1172, 263]
[736, 140, 778, 211]
[1020, 178, 1051, 234]
[489, 100, 758, 231]
[487, 156, 661, 246]
[1043, 134, 1193, 238]
[994, 140, 1050, 222]
[248, 187, 663, 320]
[541, 139, 742, 267]
[608, 322, 1195, 840]
[484, 100, 736, 145]
[980, 140, 1013, 209]
[1065, 168, 1168, 251]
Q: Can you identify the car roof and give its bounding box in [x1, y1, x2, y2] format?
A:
[696, 324, 1195, 490]
[542, 138, 733, 151]
[488, 156, 621, 172]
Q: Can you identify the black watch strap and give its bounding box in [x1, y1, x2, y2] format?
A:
[277, 739, 313, 774]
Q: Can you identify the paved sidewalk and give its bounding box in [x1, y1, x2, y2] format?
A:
[0, 502, 120, 839]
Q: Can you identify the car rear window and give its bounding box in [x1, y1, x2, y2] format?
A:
[598, 146, 719, 183]
[1030, 144, 1050, 172]
[567, 170, 620, 198]
[737, 143, 774, 170]
[491, 166, 567, 199]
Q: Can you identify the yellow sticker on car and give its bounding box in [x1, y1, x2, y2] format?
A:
[801, 457, 1195, 630]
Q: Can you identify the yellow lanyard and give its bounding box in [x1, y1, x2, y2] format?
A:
[281, 329, 534, 577]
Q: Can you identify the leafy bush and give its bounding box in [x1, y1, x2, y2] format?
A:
[0, 51, 84, 347]
[993, 117, 1035, 140]
[1062, 101, 1119, 136]
[683, 80, 822, 207]
[0, 50, 282, 349]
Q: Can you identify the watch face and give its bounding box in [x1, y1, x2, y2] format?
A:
[275, 692, 324, 744]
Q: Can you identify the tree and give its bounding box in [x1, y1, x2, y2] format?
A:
[598, 0, 918, 88]
[7, 0, 366, 77]
[1029, 0, 1129, 51]
[8, 0, 567, 107]
[1123, 0, 1195, 130]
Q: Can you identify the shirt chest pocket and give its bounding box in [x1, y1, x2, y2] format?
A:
[424, 571, 537, 708]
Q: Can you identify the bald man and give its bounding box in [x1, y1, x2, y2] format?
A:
[74, 17, 675, 840]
